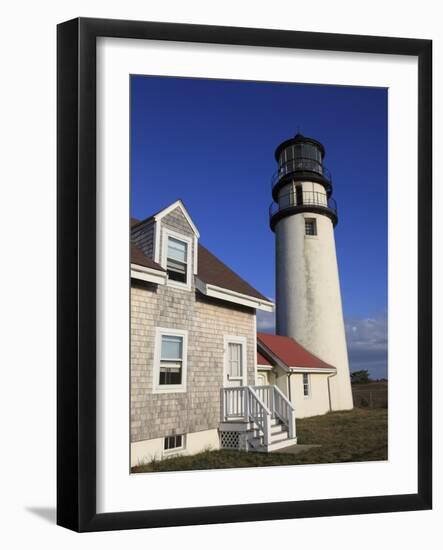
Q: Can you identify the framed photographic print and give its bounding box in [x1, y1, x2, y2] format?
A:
[57, 17, 432, 532]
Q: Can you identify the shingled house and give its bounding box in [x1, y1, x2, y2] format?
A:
[130, 200, 339, 466]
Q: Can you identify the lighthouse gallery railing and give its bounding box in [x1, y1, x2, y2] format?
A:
[269, 190, 338, 220]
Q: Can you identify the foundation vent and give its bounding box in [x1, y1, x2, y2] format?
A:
[220, 431, 240, 450]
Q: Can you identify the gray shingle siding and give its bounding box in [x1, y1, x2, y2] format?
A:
[161, 206, 195, 237]
[131, 206, 196, 266]
[131, 283, 255, 442]
[131, 205, 256, 443]
[132, 219, 155, 259]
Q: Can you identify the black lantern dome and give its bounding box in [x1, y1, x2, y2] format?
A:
[271, 132, 332, 201]
[269, 133, 338, 231]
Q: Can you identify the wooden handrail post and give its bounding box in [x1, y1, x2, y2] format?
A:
[291, 409, 297, 439]
[220, 387, 225, 422]
[264, 413, 271, 447]
[244, 386, 249, 422]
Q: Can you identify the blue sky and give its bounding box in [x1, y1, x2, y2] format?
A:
[131, 76, 388, 378]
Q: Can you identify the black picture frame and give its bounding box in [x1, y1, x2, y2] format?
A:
[57, 17, 432, 532]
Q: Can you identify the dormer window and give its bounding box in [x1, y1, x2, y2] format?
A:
[161, 228, 193, 290]
[167, 237, 188, 283]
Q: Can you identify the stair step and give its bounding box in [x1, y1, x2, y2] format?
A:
[251, 420, 285, 435]
[248, 438, 262, 450]
[248, 430, 288, 448]
[266, 438, 297, 452]
[250, 437, 297, 453]
[270, 424, 287, 435]
[270, 431, 289, 444]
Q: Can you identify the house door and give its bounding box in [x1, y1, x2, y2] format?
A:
[224, 339, 245, 387]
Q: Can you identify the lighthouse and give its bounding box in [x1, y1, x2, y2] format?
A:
[270, 133, 353, 411]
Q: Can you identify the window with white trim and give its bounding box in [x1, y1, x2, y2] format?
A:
[159, 334, 183, 385]
[228, 342, 243, 379]
[303, 373, 311, 397]
[161, 229, 193, 290]
[164, 434, 185, 451]
[153, 327, 188, 393]
[166, 236, 188, 284]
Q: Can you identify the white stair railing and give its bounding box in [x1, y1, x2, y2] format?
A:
[247, 387, 271, 447]
[221, 386, 271, 445]
[221, 384, 296, 445]
[220, 387, 246, 421]
[253, 385, 273, 412]
[251, 385, 296, 439]
[272, 385, 296, 439]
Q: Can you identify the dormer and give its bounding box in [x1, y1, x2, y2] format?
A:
[131, 200, 274, 311]
[132, 200, 199, 291]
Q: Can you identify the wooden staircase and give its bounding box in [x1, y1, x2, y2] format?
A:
[248, 417, 295, 452]
[220, 385, 297, 453]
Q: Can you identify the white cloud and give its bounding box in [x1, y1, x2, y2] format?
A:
[256, 308, 388, 379]
[345, 313, 387, 378]
[256, 309, 276, 333]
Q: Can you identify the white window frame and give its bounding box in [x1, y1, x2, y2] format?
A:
[223, 335, 248, 386]
[153, 327, 188, 394]
[303, 373, 311, 398]
[163, 433, 186, 454]
[161, 228, 193, 291]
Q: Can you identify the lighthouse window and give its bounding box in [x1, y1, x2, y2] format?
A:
[305, 218, 317, 236]
[166, 237, 188, 283]
[294, 143, 322, 173]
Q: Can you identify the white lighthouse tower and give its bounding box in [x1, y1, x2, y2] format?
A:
[270, 133, 353, 411]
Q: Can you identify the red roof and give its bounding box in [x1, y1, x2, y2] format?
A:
[257, 332, 336, 370]
[257, 351, 271, 365]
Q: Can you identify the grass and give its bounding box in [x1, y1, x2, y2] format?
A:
[131, 408, 388, 473]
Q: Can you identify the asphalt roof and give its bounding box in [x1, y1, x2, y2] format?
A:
[130, 218, 269, 302]
[197, 243, 269, 302]
[130, 243, 165, 272]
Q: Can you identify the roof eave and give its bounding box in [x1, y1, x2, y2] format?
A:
[256, 339, 290, 372]
[130, 263, 167, 285]
[196, 278, 274, 312]
[257, 337, 337, 372]
[289, 366, 337, 373]
[154, 199, 200, 238]
[257, 364, 273, 371]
